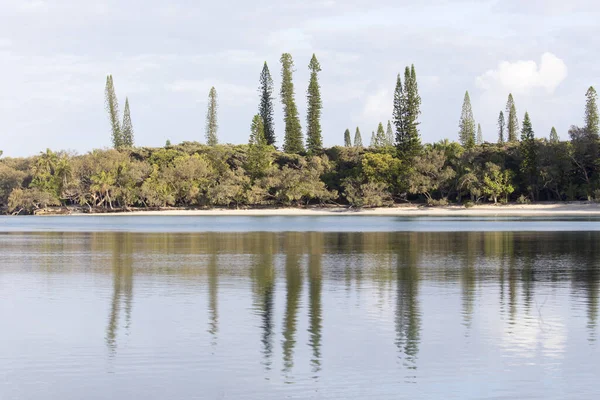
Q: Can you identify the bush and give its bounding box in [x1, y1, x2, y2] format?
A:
[427, 197, 449, 206]
[463, 200, 474, 208]
[517, 194, 531, 204]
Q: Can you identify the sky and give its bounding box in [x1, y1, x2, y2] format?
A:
[1, 0, 599, 157]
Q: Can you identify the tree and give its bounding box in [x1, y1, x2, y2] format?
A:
[121, 97, 134, 147]
[497, 111, 505, 143]
[520, 112, 538, 199]
[249, 114, 266, 146]
[354, 127, 363, 147]
[306, 54, 323, 153]
[205, 87, 218, 146]
[280, 53, 304, 154]
[476, 124, 483, 145]
[370, 131, 377, 148]
[482, 162, 514, 204]
[506, 94, 519, 142]
[165, 139, 172, 147]
[408, 148, 455, 204]
[549, 127, 559, 143]
[386, 121, 394, 146]
[395, 66, 422, 160]
[585, 86, 599, 136]
[105, 75, 121, 149]
[344, 129, 352, 147]
[247, 115, 272, 179]
[458, 91, 476, 149]
[373, 122, 387, 148]
[259, 62, 276, 146]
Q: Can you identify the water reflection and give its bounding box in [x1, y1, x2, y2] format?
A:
[3, 229, 600, 391]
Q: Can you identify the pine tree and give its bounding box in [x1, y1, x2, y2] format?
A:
[259, 62, 276, 146]
[372, 122, 386, 148]
[497, 111, 505, 143]
[458, 91, 476, 149]
[477, 123, 483, 145]
[520, 112, 537, 199]
[344, 129, 352, 147]
[104, 75, 122, 149]
[392, 73, 404, 143]
[549, 126, 559, 143]
[165, 139, 171, 147]
[205, 87, 218, 146]
[506, 94, 519, 142]
[306, 54, 323, 153]
[370, 131, 377, 148]
[386, 120, 394, 146]
[585, 86, 599, 136]
[249, 114, 266, 146]
[354, 127, 363, 147]
[121, 97, 134, 147]
[395, 65, 421, 159]
[280, 53, 304, 154]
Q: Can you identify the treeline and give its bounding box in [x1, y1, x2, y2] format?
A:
[1, 53, 600, 214]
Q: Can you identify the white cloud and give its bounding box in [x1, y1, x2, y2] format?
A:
[476, 52, 568, 95]
[360, 88, 392, 126]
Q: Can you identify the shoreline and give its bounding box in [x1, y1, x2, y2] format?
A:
[27, 202, 600, 217]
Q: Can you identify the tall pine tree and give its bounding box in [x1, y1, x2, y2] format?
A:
[476, 123, 483, 145]
[497, 111, 505, 143]
[344, 129, 352, 147]
[205, 87, 218, 146]
[249, 114, 266, 146]
[549, 126, 559, 143]
[585, 86, 599, 136]
[395, 66, 421, 159]
[354, 127, 363, 147]
[458, 91, 476, 149]
[259, 62, 276, 146]
[121, 97, 134, 147]
[370, 131, 377, 148]
[306, 54, 323, 153]
[520, 112, 537, 199]
[280, 53, 304, 154]
[506, 94, 519, 142]
[104, 75, 121, 149]
[386, 120, 394, 146]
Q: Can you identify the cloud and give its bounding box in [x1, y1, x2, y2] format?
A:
[360, 88, 392, 126]
[165, 80, 256, 106]
[476, 52, 568, 95]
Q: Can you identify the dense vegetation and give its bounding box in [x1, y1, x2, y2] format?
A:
[1, 55, 599, 214]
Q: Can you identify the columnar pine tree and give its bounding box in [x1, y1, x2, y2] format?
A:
[585, 86, 599, 136]
[395, 66, 421, 159]
[121, 97, 134, 147]
[344, 129, 352, 147]
[104, 75, 122, 149]
[497, 111, 506, 143]
[506, 94, 519, 142]
[259, 62, 276, 146]
[280, 53, 304, 154]
[386, 120, 394, 146]
[392, 73, 404, 142]
[306, 54, 323, 153]
[477, 124, 483, 145]
[249, 114, 266, 146]
[458, 91, 476, 149]
[520, 112, 537, 199]
[549, 126, 559, 143]
[354, 127, 363, 147]
[374, 122, 386, 148]
[370, 131, 377, 148]
[205, 87, 218, 146]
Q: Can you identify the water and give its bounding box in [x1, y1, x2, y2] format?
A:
[1, 217, 599, 399]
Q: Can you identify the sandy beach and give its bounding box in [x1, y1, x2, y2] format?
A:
[71, 202, 600, 217]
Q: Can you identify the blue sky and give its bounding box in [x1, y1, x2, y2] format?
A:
[1, 0, 599, 156]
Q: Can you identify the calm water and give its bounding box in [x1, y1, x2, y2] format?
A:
[1, 217, 599, 399]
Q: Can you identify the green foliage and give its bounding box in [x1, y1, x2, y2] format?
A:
[458, 91, 476, 149]
[408, 147, 455, 202]
[477, 124, 483, 145]
[280, 53, 304, 154]
[585, 86, 599, 136]
[105, 75, 122, 149]
[344, 129, 352, 147]
[206, 87, 219, 146]
[371, 123, 387, 149]
[247, 115, 273, 179]
[121, 97, 134, 147]
[306, 54, 323, 153]
[386, 121, 394, 146]
[549, 127, 559, 143]
[259, 62, 276, 146]
[354, 127, 363, 147]
[395, 66, 422, 160]
[520, 112, 537, 199]
[506, 94, 519, 142]
[360, 152, 401, 191]
[482, 162, 514, 204]
[165, 139, 172, 147]
[497, 111, 505, 143]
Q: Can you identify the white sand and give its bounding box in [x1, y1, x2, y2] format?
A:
[81, 202, 600, 216]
